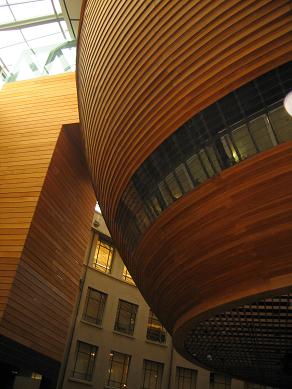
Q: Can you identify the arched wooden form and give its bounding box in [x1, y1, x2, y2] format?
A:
[78, 0, 292, 231]
[77, 0, 292, 385]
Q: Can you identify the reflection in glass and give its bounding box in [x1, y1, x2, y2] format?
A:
[107, 351, 131, 388]
[93, 237, 113, 274]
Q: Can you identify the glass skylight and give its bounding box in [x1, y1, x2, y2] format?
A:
[0, 0, 75, 86]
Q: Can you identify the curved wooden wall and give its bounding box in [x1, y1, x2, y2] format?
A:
[0, 75, 96, 367]
[78, 1, 292, 380]
[78, 0, 292, 235]
[133, 141, 292, 337]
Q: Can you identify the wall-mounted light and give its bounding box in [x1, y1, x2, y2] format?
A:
[284, 91, 292, 117]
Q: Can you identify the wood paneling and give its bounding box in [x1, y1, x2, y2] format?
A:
[77, 0, 292, 233]
[131, 142, 292, 342]
[0, 74, 96, 363]
[77, 2, 292, 375]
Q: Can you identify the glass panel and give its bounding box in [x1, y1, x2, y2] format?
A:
[220, 134, 240, 163]
[10, 0, 54, 20]
[83, 288, 107, 325]
[107, 351, 131, 388]
[114, 300, 138, 335]
[232, 124, 257, 159]
[93, 238, 113, 273]
[175, 163, 194, 193]
[210, 373, 231, 389]
[158, 181, 173, 207]
[249, 116, 274, 152]
[199, 149, 216, 177]
[72, 341, 97, 381]
[123, 265, 135, 285]
[0, 6, 14, 24]
[21, 22, 61, 41]
[142, 360, 164, 389]
[176, 367, 197, 389]
[205, 145, 221, 173]
[269, 106, 292, 143]
[0, 30, 23, 48]
[164, 172, 182, 199]
[186, 154, 207, 184]
[146, 310, 166, 344]
[135, 208, 150, 233]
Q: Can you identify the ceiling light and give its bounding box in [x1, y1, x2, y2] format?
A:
[284, 91, 292, 117]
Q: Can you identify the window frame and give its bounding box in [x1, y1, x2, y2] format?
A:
[114, 299, 138, 336]
[146, 310, 166, 344]
[122, 265, 135, 285]
[175, 366, 197, 389]
[82, 287, 107, 326]
[142, 359, 164, 389]
[106, 350, 131, 388]
[71, 340, 97, 382]
[92, 233, 114, 274]
[210, 372, 231, 389]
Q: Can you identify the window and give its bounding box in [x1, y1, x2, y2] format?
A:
[122, 265, 135, 285]
[93, 235, 113, 273]
[146, 310, 166, 344]
[114, 299, 138, 335]
[71, 341, 97, 381]
[176, 367, 197, 389]
[142, 359, 164, 389]
[83, 287, 107, 326]
[106, 350, 131, 388]
[210, 373, 231, 389]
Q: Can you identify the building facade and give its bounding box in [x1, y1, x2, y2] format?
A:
[60, 212, 277, 389]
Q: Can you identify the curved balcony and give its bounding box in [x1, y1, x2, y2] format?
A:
[77, 0, 292, 386]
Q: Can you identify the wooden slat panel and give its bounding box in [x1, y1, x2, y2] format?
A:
[0, 73, 78, 321]
[131, 142, 292, 339]
[0, 74, 96, 363]
[77, 0, 292, 231]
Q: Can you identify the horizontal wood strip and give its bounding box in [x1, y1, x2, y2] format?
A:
[0, 74, 96, 363]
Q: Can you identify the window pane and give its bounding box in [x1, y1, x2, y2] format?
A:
[0, 30, 23, 48]
[232, 124, 257, 160]
[142, 360, 164, 389]
[269, 106, 292, 143]
[83, 287, 107, 325]
[72, 341, 97, 381]
[0, 6, 14, 24]
[175, 163, 194, 193]
[249, 116, 274, 152]
[146, 310, 166, 344]
[21, 22, 61, 41]
[176, 367, 197, 389]
[123, 265, 135, 285]
[107, 351, 131, 388]
[114, 299, 138, 335]
[210, 373, 231, 389]
[93, 237, 113, 273]
[10, 0, 54, 20]
[186, 154, 207, 184]
[199, 149, 216, 177]
[164, 172, 183, 200]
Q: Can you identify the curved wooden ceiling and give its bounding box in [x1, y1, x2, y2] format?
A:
[77, 0, 292, 231]
[77, 0, 292, 384]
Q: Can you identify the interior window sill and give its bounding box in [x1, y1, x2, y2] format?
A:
[80, 319, 103, 329]
[68, 377, 93, 386]
[112, 330, 135, 339]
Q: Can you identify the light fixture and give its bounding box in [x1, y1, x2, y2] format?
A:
[284, 91, 292, 117]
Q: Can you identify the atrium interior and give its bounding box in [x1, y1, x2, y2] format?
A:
[0, 1, 292, 389]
